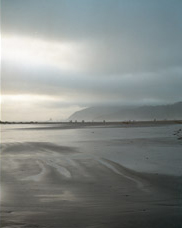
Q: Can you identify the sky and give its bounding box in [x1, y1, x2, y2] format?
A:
[1, 0, 182, 121]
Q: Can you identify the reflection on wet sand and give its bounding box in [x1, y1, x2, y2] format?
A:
[1, 124, 182, 228]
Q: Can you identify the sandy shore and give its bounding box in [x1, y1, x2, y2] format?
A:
[1, 139, 182, 228]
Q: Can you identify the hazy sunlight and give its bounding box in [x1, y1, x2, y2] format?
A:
[2, 35, 85, 72]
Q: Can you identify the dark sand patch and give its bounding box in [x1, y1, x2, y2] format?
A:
[1, 142, 78, 155]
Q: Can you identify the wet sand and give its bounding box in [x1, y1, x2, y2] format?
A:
[1, 123, 182, 227]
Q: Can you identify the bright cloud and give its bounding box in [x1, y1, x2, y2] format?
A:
[2, 35, 87, 72]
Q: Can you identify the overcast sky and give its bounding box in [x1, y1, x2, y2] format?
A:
[1, 0, 182, 121]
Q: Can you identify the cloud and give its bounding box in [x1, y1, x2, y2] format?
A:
[2, 0, 182, 73]
[2, 0, 182, 74]
[2, 57, 182, 105]
[1, 0, 182, 120]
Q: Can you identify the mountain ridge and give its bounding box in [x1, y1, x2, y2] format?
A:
[68, 102, 182, 121]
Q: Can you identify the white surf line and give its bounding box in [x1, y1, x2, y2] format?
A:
[22, 161, 46, 182]
[97, 158, 150, 193]
[45, 159, 71, 178]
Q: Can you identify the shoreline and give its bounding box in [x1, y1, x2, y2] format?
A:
[1, 120, 182, 132]
[1, 120, 182, 125]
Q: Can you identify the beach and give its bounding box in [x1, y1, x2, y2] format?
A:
[1, 122, 182, 228]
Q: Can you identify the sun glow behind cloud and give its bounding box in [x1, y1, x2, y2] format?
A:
[1, 35, 88, 121]
[2, 35, 86, 72]
[1, 94, 62, 103]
